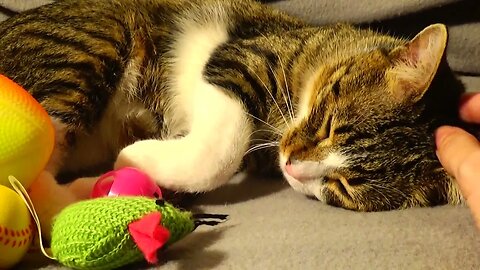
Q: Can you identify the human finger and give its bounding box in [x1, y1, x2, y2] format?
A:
[459, 93, 480, 124]
[436, 126, 480, 195]
[435, 126, 480, 227]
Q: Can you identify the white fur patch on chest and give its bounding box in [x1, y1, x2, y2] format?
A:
[167, 10, 230, 124]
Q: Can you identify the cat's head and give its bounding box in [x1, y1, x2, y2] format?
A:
[279, 24, 464, 211]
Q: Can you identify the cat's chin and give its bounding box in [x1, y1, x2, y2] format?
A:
[281, 170, 326, 202]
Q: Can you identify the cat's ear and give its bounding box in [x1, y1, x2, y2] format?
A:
[387, 24, 448, 103]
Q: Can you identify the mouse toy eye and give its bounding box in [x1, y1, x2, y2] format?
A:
[155, 198, 165, 206]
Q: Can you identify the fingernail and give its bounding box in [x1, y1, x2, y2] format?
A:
[434, 126, 456, 149]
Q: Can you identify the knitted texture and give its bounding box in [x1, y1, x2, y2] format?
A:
[50, 197, 194, 270]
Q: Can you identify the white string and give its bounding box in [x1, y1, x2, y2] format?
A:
[8, 175, 55, 260]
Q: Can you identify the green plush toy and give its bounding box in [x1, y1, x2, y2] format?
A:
[50, 196, 227, 270]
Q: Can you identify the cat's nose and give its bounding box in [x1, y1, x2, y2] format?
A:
[285, 159, 307, 182]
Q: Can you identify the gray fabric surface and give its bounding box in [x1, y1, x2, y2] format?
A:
[461, 76, 480, 91]
[270, 0, 462, 24]
[0, 0, 51, 12]
[3, 0, 480, 269]
[270, 0, 480, 75]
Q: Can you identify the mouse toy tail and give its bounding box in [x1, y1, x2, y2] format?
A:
[192, 213, 229, 229]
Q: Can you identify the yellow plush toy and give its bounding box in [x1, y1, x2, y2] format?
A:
[0, 184, 35, 268]
[0, 74, 55, 188]
[0, 74, 55, 268]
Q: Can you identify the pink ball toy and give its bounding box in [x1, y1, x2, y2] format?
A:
[91, 167, 162, 199]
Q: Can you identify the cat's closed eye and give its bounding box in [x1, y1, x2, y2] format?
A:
[318, 114, 334, 141]
[331, 81, 341, 96]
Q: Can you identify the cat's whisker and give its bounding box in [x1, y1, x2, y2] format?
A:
[350, 113, 368, 128]
[258, 32, 295, 123]
[249, 128, 283, 138]
[246, 113, 283, 134]
[249, 142, 279, 148]
[250, 138, 279, 144]
[245, 145, 277, 155]
[359, 183, 393, 204]
[245, 142, 279, 155]
[265, 60, 294, 124]
[349, 188, 363, 203]
[254, 32, 291, 128]
[379, 184, 408, 199]
[277, 54, 296, 122]
[364, 182, 409, 200]
[249, 68, 290, 128]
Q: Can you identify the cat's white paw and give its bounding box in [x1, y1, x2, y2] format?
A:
[114, 139, 173, 187]
[114, 138, 238, 192]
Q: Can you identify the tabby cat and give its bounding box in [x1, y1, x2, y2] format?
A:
[0, 0, 465, 211]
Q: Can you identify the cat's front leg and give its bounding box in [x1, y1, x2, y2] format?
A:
[114, 83, 252, 192]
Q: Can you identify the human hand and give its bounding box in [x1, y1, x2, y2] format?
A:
[436, 93, 480, 228]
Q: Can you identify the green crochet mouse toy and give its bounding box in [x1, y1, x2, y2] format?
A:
[49, 196, 227, 270]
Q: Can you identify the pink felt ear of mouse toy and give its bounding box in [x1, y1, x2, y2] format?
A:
[91, 167, 162, 199]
